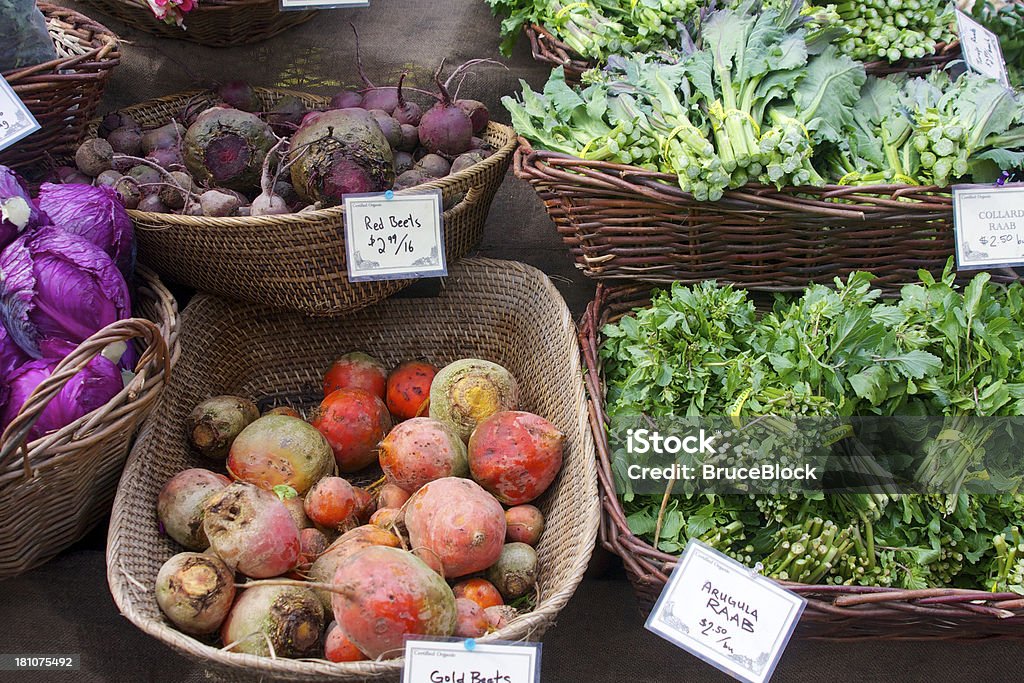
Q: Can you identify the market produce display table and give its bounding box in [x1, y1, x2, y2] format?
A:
[4, 1, 1024, 681]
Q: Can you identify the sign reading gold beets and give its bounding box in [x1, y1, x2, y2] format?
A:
[608, 413, 1024, 496]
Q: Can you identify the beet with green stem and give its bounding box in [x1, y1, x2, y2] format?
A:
[183, 107, 277, 193]
[288, 108, 394, 206]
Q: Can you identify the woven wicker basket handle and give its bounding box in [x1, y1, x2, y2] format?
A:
[0, 317, 169, 473]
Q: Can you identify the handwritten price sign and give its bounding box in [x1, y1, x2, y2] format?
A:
[344, 189, 447, 282]
[956, 10, 1010, 87]
[0, 76, 40, 153]
[646, 540, 805, 683]
[954, 183, 1024, 270]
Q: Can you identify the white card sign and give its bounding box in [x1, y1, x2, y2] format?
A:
[646, 540, 805, 683]
[344, 189, 447, 282]
[956, 9, 1010, 87]
[0, 77, 41, 153]
[280, 0, 368, 10]
[402, 638, 541, 683]
[953, 183, 1024, 270]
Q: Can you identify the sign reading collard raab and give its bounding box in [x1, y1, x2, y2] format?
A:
[647, 540, 805, 683]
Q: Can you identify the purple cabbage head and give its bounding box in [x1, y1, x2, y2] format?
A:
[0, 322, 29, 413]
[0, 165, 47, 251]
[36, 183, 135, 275]
[0, 227, 131, 359]
[0, 354, 123, 440]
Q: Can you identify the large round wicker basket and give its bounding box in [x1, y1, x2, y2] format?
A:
[98, 89, 517, 316]
[0, 4, 120, 173]
[81, 0, 316, 47]
[107, 258, 600, 680]
[0, 266, 179, 579]
[580, 282, 1024, 640]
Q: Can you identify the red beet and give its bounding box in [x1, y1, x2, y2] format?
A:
[107, 127, 143, 156]
[312, 388, 393, 473]
[155, 552, 236, 635]
[404, 477, 506, 578]
[157, 469, 231, 550]
[330, 90, 363, 109]
[418, 64, 473, 157]
[217, 80, 258, 112]
[393, 74, 422, 126]
[456, 99, 490, 135]
[467, 411, 564, 506]
[352, 24, 399, 114]
[330, 545, 457, 659]
[141, 122, 186, 155]
[267, 95, 309, 136]
[368, 109, 403, 149]
[183, 107, 276, 192]
[202, 482, 302, 578]
[288, 108, 394, 206]
[99, 111, 139, 138]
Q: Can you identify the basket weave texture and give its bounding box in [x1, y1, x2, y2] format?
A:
[106, 258, 600, 681]
[101, 89, 518, 317]
[581, 283, 1024, 640]
[0, 266, 179, 579]
[81, 0, 315, 47]
[0, 4, 121, 172]
[523, 23, 962, 82]
[514, 140, 1006, 291]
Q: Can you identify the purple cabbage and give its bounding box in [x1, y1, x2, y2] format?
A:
[36, 183, 135, 275]
[0, 165, 46, 250]
[0, 322, 29, 414]
[0, 227, 131, 359]
[0, 354, 123, 440]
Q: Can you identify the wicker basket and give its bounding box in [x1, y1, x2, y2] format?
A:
[523, 23, 962, 83]
[0, 4, 120, 173]
[580, 282, 1024, 639]
[0, 266, 178, 579]
[514, 140, 1012, 291]
[106, 258, 600, 681]
[81, 0, 315, 47]
[98, 89, 517, 317]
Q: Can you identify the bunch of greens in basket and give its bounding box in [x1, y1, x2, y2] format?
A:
[972, 0, 1024, 87]
[823, 70, 1024, 186]
[600, 265, 1024, 591]
[504, 3, 867, 199]
[484, 0, 694, 59]
[826, 0, 956, 63]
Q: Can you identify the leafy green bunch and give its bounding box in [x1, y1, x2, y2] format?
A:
[601, 266, 1024, 591]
